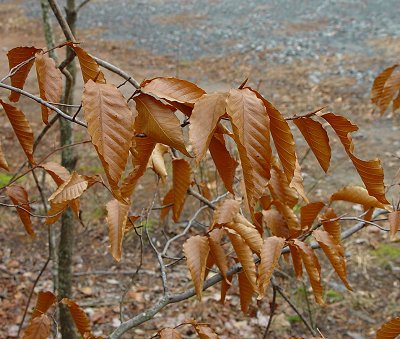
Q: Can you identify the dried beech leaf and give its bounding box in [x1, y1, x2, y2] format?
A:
[272, 201, 300, 236]
[148, 143, 168, 183]
[183, 235, 210, 300]
[293, 117, 331, 172]
[238, 270, 254, 313]
[72, 45, 106, 84]
[293, 239, 324, 305]
[189, 92, 227, 161]
[194, 324, 220, 339]
[48, 172, 88, 204]
[220, 274, 233, 304]
[41, 162, 70, 186]
[22, 314, 51, 339]
[225, 222, 263, 255]
[330, 186, 386, 209]
[83, 80, 135, 191]
[289, 243, 303, 279]
[6, 185, 34, 236]
[134, 93, 189, 156]
[371, 64, 398, 104]
[263, 209, 290, 239]
[300, 202, 325, 229]
[268, 165, 298, 208]
[141, 77, 206, 106]
[0, 141, 9, 171]
[7, 46, 41, 102]
[35, 52, 63, 124]
[45, 201, 68, 225]
[379, 71, 400, 114]
[213, 199, 241, 226]
[31, 291, 56, 319]
[322, 113, 388, 204]
[172, 159, 191, 221]
[388, 211, 400, 240]
[208, 234, 229, 283]
[205, 228, 224, 279]
[121, 136, 156, 199]
[313, 230, 352, 290]
[160, 188, 174, 221]
[258, 236, 285, 299]
[61, 298, 91, 336]
[228, 233, 258, 294]
[159, 328, 182, 339]
[226, 88, 272, 208]
[321, 207, 342, 251]
[208, 134, 237, 193]
[106, 199, 130, 261]
[0, 100, 34, 163]
[376, 316, 400, 339]
[289, 160, 309, 203]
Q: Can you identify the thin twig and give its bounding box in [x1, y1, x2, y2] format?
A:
[262, 284, 277, 338]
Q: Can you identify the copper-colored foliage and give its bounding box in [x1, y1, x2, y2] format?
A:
[7, 46, 41, 102]
[225, 222, 263, 255]
[134, 93, 189, 156]
[208, 134, 237, 193]
[72, 45, 106, 84]
[293, 117, 331, 172]
[220, 274, 233, 304]
[148, 143, 168, 183]
[0, 141, 9, 171]
[226, 88, 272, 208]
[388, 210, 400, 241]
[159, 328, 182, 339]
[48, 172, 88, 204]
[41, 162, 70, 186]
[330, 186, 386, 209]
[106, 199, 130, 261]
[238, 270, 254, 313]
[193, 324, 220, 339]
[172, 158, 191, 221]
[321, 207, 342, 252]
[272, 200, 301, 236]
[141, 77, 206, 106]
[377, 70, 400, 114]
[313, 230, 352, 290]
[376, 316, 400, 339]
[371, 64, 398, 105]
[300, 201, 325, 229]
[83, 80, 135, 191]
[293, 240, 324, 305]
[0, 100, 34, 163]
[61, 298, 92, 336]
[208, 231, 229, 283]
[183, 235, 210, 300]
[268, 165, 298, 208]
[22, 314, 51, 339]
[189, 92, 228, 161]
[258, 236, 285, 299]
[322, 113, 388, 204]
[35, 52, 63, 124]
[45, 200, 68, 225]
[289, 160, 309, 203]
[213, 199, 241, 226]
[263, 209, 290, 239]
[31, 291, 56, 319]
[6, 185, 34, 236]
[289, 243, 303, 279]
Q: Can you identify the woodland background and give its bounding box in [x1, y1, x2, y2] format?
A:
[0, 0, 399, 338]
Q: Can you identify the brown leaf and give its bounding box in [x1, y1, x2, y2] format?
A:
[293, 239, 324, 305]
[263, 209, 290, 239]
[172, 159, 191, 221]
[48, 172, 88, 204]
[0, 141, 9, 171]
[300, 202, 325, 229]
[22, 314, 51, 339]
[148, 143, 169, 183]
[321, 208, 342, 251]
[31, 291, 56, 319]
[226, 88, 272, 208]
[313, 230, 352, 290]
[293, 117, 331, 172]
[41, 162, 70, 186]
[0, 100, 34, 163]
[258, 236, 285, 299]
[289, 160, 309, 203]
[83, 80, 135, 192]
[268, 165, 298, 208]
[45, 201, 68, 225]
[134, 93, 189, 156]
[322, 113, 388, 204]
[106, 199, 130, 261]
[183, 235, 210, 300]
[7, 46, 41, 102]
[238, 270, 254, 313]
[208, 134, 237, 193]
[159, 328, 182, 339]
[213, 199, 241, 226]
[289, 243, 303, 279]
[376, 316, 400, 339]
[194, 324, 219, 339]
[371, 64, 398, 104]
[272, 200, 301, 236]
[6, 185, 34, 236]
[61, 298, 92, 336]
[225, 222, 263, 255]
[72, 45, 106, 84]
[189, 92, 228, 161]
[141, 77, 206, 106]
[330, 186, 386, 209]
[388, 210, 400, 241]
[220, 274, 233, 304]
[379, 71, 400, 114]
[35, 52, 63, 124]
[208, 232, 229, 283]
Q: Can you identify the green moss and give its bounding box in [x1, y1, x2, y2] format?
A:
[287, 315, 301, 323]
[325, 289, 344, 303]
[373, 243, 400, 266]
[0, 172, 13, 186]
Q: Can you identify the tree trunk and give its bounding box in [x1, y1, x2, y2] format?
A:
[58, 1, 78, 338]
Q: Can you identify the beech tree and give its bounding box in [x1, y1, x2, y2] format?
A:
[0, 1, 399, 338]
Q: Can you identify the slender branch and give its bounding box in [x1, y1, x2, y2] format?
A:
[0, 202, 65, 219]
[262, 284, 277, 338]
[76, 0, 91, 12]
[188, 187, 216, 210]
[48, 0, 76, 42]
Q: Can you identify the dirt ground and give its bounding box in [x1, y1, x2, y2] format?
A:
[0, 1, 399, 338]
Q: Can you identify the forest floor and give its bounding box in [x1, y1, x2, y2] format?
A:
[0, 1, 399, 338]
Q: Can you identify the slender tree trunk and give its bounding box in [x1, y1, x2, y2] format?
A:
[58, 1, 78, 338]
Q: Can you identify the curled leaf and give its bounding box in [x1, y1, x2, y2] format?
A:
[41, 162, 70, 186]
[268, 165, 298, 208]
[0, 141, 9, 171]
[22, 314, 51, 339]
[213, 199, 241, 226]
[330, 186, 386, 209]
[31, 291, 56, 319]
[388, 210, 400, 241]
[72, 45, 106, 83]
[225, 222, 263, 254]
[300, 201, 325, 229]
[376, 316, 400, 339]
[208, 231, 229, 283]
[6, 185, 34, 236]
[61, 298, 91, 336]
[238, 270, 254, 314]
[263, 209, 290, 239]
[148, 143, 169, 183]
[172, 159, 191, 221]
[159, 328, 182, 339]
[48, 172, 88, 204]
